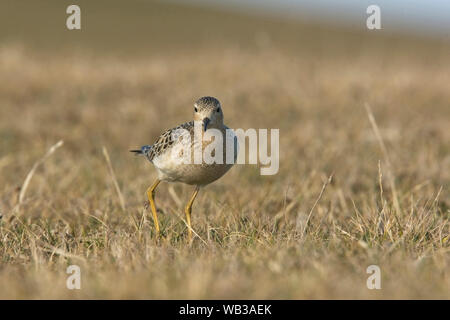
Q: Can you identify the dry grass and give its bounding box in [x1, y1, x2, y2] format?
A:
[0, 1, 449, 299]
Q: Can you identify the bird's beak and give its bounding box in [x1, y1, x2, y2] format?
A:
[203, 117, 210, 132]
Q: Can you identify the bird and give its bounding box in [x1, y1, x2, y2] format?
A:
[131, 96, 237, 240]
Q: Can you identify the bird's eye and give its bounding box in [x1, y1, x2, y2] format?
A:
[194, 107, 198, 112]
[216, 107, 220, 113]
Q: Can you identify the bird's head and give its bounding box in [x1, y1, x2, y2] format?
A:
[193, 96, 224, 131]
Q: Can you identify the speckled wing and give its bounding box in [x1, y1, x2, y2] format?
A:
[144, 121, 194, 162]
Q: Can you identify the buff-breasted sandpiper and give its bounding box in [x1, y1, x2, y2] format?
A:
[131, 96, 237, 240]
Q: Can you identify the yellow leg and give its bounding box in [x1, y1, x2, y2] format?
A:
[146, 179, 161, 234]
[185, 186, 200, 241]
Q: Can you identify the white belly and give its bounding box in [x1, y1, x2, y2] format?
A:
[152, 128, 238, 186]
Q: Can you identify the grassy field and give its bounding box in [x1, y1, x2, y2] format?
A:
[0, 0, 448, 299]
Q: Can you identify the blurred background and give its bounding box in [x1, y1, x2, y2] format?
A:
[0, 0, 448, 299]
[2, 0, 450, 53]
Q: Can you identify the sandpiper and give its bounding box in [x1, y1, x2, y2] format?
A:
[131, 96, 237, 240]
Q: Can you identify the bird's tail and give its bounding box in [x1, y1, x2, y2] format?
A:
[130, 145, 151, 156]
